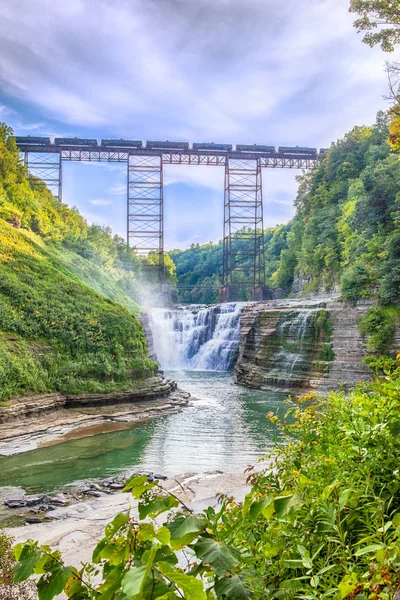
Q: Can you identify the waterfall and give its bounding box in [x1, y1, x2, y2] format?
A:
[150, 303, 243, 372]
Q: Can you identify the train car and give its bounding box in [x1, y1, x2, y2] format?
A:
[101, 139, 143, 148]
[54, 137, 98, 147]
[15, 136, 51, 146]
[236, 144, 275, 153]
[192, 142, 233, 152]
[319, 148, 328, 156]
[145, 141, 189, 150]
[278, 146, 317, 157]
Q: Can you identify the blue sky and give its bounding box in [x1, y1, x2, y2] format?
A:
[0, 0, 391, 249]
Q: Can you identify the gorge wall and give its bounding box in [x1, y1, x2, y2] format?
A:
[234, 298, 398, 393]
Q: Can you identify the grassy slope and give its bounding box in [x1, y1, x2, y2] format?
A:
[0, 213, 155, 404]
[0, 124, 161, 404]
[50, 245, 141, 316]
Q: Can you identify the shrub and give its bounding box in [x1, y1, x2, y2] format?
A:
[341, 262, 372, 302]
[359, 305, 399, 352]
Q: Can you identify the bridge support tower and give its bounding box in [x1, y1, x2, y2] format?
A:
[24, 151, 62, 202]
[127, 153, 164, 282]
[221, 157, 265, 301]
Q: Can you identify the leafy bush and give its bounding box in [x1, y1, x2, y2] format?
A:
[15, 363, 400, 599]
[364, 353, 399, 375]
[341, 262, 373, 303]
[359, 305, 399, 352]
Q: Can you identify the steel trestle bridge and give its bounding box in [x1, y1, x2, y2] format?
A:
[16, 137, 324, 301]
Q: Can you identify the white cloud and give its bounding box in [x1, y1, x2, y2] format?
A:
[0, 0, 393, 248]
[89, 198, 113, 206]
[108, 183, 126, 195]
[0, 0, 390, 143]
[164, 165, 224, 192]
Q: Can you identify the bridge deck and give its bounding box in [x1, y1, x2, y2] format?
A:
[16, 143, 318, 168]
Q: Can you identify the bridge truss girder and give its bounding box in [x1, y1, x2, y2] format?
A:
[223, 157, 265, 288]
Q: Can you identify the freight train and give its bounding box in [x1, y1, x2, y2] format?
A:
[14, 137, 327, 157]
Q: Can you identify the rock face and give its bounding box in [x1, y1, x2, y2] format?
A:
[234, 297, 397, 393]
[0, 376, 177, 424]
[317, 299, 373, 391]
[235, 300, 335, 393]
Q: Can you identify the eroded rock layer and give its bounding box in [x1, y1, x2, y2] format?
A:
[234, 298, 394, 393]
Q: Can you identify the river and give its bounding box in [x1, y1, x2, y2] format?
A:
[0, 371, 286, 494]
[0, 303, 288, 494]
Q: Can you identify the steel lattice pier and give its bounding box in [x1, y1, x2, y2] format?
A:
[223, 157, 265, 288]
[24, 151, 62, 202]
[127, 154, 164, 280]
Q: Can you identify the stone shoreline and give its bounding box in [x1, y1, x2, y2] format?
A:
[0, 377, 190, 456]
[5, 468, 264, 567]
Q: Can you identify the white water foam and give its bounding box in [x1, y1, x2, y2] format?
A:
[150, 303, 243, 371]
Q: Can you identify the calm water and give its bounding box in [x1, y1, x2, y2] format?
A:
[0, 372, 287, 493]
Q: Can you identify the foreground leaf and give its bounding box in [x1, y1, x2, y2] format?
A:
[193, 537, 237, 575]
[214, 575, 251, 599]
[37, 566, 73, 600]
[157, 562, 207, 600]
[121, 565, 148, 596]
[14, 545, 42, 583]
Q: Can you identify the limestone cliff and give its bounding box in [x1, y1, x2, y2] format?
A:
[234, 298, 393, 393]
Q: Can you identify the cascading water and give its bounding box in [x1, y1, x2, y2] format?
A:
[260, 309, 318, 390]
[276, 310, 315, 385]
[150, 303, 243, 371]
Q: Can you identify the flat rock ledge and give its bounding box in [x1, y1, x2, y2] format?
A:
[0, 377, 190, 456]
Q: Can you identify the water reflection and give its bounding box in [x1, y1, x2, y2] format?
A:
[0, 372, 287, 493]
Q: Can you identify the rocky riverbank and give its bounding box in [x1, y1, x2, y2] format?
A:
[0, 377, 190, 456]
[4, 468, 263, 567]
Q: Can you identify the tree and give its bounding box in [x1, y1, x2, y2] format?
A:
[349, 0, 400, 51]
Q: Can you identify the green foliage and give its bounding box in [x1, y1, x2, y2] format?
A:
[15, 363, 400, 599]
[349, 0, 400, 52]
[0, 530, 34, 599]
[170, 225, 290, 303]
[363, 352, 400, 375]
[340, 262, 373, 302]
[314, 310, 335, 362]
[359, 305, 400, 352]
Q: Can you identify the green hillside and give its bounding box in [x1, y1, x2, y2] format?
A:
[273, 111, 400, 303]
[0, 123, 157, 403]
